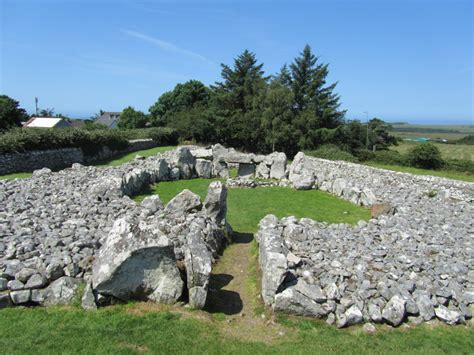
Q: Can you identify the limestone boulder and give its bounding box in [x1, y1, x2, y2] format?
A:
[91, 218, 183, 304]
[164, 190, 202, 215]
[173, 147, 196, 179]
[269, 152, 287, 179]
[289, 152, 315, 190]
[195, 159, 213, 179]
[42, 277, 82, 306]
[203, 181, 227, 226]
[256, 163, 270, 179]
[184, 235, 212, 309]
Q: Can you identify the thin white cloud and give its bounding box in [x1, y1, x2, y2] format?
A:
[121, 29, 214, 65]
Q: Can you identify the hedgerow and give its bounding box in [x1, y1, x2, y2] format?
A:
[0, 127, 177, 155]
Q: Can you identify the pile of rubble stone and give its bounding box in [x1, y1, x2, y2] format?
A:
[258, 153, 474, 327]
[0, 144, 288, 310]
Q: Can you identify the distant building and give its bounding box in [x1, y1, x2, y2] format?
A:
[23, 117, 72, 129]
[96, 112, 121, 128]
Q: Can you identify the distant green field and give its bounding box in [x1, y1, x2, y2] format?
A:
[392, 141, 474, 161]
[366, 162, 474, 182]
[390, 123, 474, 140]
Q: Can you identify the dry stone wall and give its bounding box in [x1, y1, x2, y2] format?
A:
[259, 153, 474, 327]
[0, 139, 157, 175]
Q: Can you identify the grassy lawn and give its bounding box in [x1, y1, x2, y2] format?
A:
[0, 305, 472, 354]
[93, 145, 175, 167]
[392, 141, 474, 161]
[134, 178, 371, 232]
[0, 146, 176, 180]
[366, 162, 474, 183]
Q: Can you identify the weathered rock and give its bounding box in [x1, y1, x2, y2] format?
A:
[164, 190, 202, 215]
[15, 268, 36, 283]
[195, 159, 213, 179]
[141, 195, 164, 215]
[46, 262, 65, 281]
[255, 163, 270, 179]
[92, 219, 183, 304]
[10, 290, 31, 304]
[7, 280, 24, 291]
[81, 282, 97, 310]
[274, 286, 325, 317]
[289, 152, 315, 190]
[382, 295, 406, 326]
[415, 293, 435, 321]
[42, 277, 81, 306]
[269, 152, 287, 180]
[338, 305, 363, 328]
[435, 305, 463, 325]
[25, 274, 48, 289]
[184, 238, 212, 309]
[173, 147, 196, 179]
[203, 181, 227, 226]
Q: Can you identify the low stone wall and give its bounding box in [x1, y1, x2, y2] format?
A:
[258, 153, 474, 328]
[0, 139, 157, 175]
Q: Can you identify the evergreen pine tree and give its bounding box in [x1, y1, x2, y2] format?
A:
[212, 50, 268, 150]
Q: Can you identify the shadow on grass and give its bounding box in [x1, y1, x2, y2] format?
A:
[232, 231, 253, 244]
[205, 274, 243, 315]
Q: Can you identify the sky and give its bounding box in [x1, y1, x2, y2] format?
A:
[0, 0, 472, 124]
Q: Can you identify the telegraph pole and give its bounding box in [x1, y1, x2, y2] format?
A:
[35, 97, 39, 116]
[363, 111, 369, 149]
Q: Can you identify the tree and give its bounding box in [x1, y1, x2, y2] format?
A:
[0, 95, 28, 131]
[212, 50, 268, 150]
[39, 108, 55, 117]
[117, 107, 148, 129]
[149, 80, 210, 126]
[261, 80, 296, 154]
[367, 118, 397, 150]
[408, 143, 444, 169]
[285, 45, 346, 150]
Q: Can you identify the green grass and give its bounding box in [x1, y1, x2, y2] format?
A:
[366, 162, 474, 182]
[93, 145, 175, 167]
[0, 305, 472, 354]
[392, 141, 474, 161]
[0, 171, 35, 180]
[0, 146, 176, 180]
[134, 178, 371, 232]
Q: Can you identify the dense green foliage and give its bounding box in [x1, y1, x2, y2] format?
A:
[147, 46, 395, 157]
[0, 95, 29, 131]
[0, 127, 177, 154]
[407, 143, 444, 169]
[117, 106, 148, 129]
[454, 134, 474, 145]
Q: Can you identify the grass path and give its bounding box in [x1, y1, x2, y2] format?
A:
[204, 232, 290, 343]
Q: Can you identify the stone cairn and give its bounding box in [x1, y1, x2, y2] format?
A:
[1, 146, 472, 329]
